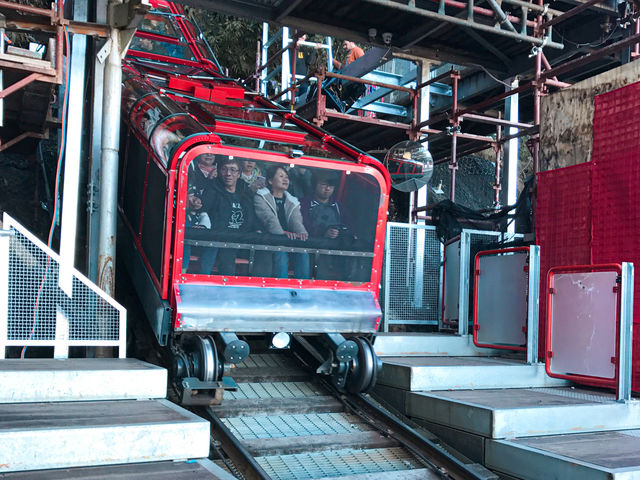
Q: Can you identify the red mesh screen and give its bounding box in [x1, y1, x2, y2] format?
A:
[536, 163, 593, 359]
[537, 82, 640, 389]
[592, 84, 640, 391]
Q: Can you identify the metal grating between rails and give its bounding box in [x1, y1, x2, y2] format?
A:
[204, 352, 487, 480]
[256, 447, 423, 480]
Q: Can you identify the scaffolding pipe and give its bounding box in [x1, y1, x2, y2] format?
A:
[361, 0, 564, 48]
[415, 68, 457, 92]
[540, 32, 640, 80]
[634, 19, 639, 59]
[485, 0, 518, 33]
[97, 27, 121, 308]
[533, 34, 542, 173]
[540, 0, 604, 29]
[426, 0, 535, 27]
[494, 118, 502, 207]
[325, 70, 415, 94]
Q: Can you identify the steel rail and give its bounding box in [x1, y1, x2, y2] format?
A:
[339, 390, 485, 480]
[201, 407, 271, 480]
[199, 350, 486, 480]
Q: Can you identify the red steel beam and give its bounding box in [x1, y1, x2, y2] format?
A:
[0, 72, 45, 99]
[0, 0, 53, 17]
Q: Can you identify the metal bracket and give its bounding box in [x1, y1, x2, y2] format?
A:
[97, 38, 111, 64]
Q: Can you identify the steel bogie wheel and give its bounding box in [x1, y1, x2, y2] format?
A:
[346, 337, 376, 394]
[207, 335, 224, 382]
[186, 335, 222, 383]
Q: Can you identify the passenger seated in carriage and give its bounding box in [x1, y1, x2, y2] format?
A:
[240, 159, 265, 193]
[301, 171, 353, 279]
[182, 185, 215, 274]
[199, 157, 257, 275]
[188, 153, 217, 194]
[254, 165, 310, 279]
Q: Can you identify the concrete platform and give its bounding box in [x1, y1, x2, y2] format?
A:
[374, 333, 497, 357]
[0, 399, 210, 472]
[0, 359, 167, 403]
[0, 459, 236, 479]
[486, 430, 640, 480]
[406, 387, 640, 438]
[379, 356, 569, 391]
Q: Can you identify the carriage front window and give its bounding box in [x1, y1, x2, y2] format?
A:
[181, 154, 381, 282]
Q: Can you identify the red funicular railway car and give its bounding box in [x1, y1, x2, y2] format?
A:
[119, 1, 390, 403]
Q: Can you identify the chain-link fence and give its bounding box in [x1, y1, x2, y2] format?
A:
[382, 223, 442, 331]
[0, 214, 126, 358]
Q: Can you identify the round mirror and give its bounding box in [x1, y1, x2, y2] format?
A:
[383, 140, 433, 192]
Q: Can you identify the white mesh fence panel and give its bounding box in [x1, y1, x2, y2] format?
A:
[0, 214, 126, 358]
[382, 223, 441, 331]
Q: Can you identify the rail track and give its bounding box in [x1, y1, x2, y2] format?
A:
[198, 347, 487, 480]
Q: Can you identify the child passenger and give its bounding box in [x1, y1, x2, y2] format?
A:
[254, 165, 309, 279]
[240, 159, 265, 193]
[182, 185, 216, 273]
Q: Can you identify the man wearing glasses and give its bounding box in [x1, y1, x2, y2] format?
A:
[202, 156, 257, 275]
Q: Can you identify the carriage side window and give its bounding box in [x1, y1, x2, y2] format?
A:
[181, 155, 381, 283]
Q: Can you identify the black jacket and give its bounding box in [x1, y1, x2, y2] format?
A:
[202, 178, 256, 233]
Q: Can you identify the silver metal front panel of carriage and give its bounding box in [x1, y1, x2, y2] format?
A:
[175, 284, 380, 333]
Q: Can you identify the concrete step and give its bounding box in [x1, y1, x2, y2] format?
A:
[0, 459, 236, 479]
[405, 387, 640, 439]
[487, 430, 640, 480]
[0, 399, 210, 473]
[0, 359, 167, 403]
[378, 356, 569, 391]
[374, 333, 497, 357]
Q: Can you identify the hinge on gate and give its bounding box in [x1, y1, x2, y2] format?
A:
[549, 287, 555, 294]
[475, 269, 481, 276]
[611, 356, 617, 364]
[523, 265, 529, 272]
[547, 350, 553, 358]
[474, 324, 479, 331]
[522, 326, 527, 333]
[613, 285, 620, 293]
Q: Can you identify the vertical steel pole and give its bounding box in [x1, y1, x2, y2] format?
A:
[281, 27, 290, 102]
[618, 262, 634, 402]
[494, 120, 502, 207]
[449, 72, 459, 202]
[87, 0, 108, 282]
[59, 0, 88, 296]
[0, 15, 5, 127]
[260, 23, 268, 96]
[416, 60, 430, 222]
[634, 19, 639, 60]
[97, 27, 121, 303]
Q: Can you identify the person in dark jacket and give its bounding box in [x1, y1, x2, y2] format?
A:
[187, 153, 217, 196]
[202, 157, 256, 275]
[301, 171, 351, 280]
[301, 172, 343, 239]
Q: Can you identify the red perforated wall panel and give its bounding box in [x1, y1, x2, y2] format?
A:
[536, 81, 640, 390]
[536, 163, 593, 359]
[592, 83, 640, 391]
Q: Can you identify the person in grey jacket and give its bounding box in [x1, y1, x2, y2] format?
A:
[254, 165, 309, 279]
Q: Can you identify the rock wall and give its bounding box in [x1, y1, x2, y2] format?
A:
[540, 60, 640, 171]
